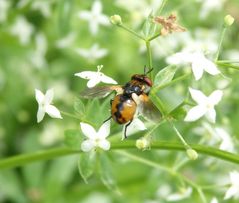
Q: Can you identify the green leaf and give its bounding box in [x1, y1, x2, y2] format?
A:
[169, 102, 187, 120]
[142, 12, 157, 39]
[78, 152, 96, 184]
[154, 65, 178, 87]
[74, 98, 85, 117]
[99, 153, 119, 192]
[64, 129, 82, 149]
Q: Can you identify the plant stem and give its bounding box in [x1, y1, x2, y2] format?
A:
[145, 40, 153, 78]
[216, 62, 239, 71]
[116, 151, 207, 203]
[148, 33, 160, 41]
[0, 148, 80, 170]
[167, 119, 190, 150]
[118, 24, 145, 41]
[1, 141, 239, 170]
[60, 111, 81, 120]
[215, 26, 227, 61]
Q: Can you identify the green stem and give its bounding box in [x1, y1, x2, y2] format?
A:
[148, 33, 160, 41]
[116, 151, 207, 203]
[216, 62, 239, 71]
[118, 24, 145, 41]
[60, 111, 81, 120]
[167, 119, 190, 149]
[1, 141, 239, 170]
[215, 26, 227, 61]
[145, 40, 153, 78]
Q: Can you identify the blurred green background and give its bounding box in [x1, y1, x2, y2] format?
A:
[0, 0, 239, 202]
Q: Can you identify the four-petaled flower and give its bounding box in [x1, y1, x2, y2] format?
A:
[75, 43, 108, 61]
[74, 65, 117, 88]
[80, 120, 111, 152]
[224, 171, 239, 200]
[167, 51, 220, 80]
[35, 89, 62, 123]
[77, 0, 110, 35]
[184, 88, 223, 123]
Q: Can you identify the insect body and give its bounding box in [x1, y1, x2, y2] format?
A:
[80, 67, 161, 138]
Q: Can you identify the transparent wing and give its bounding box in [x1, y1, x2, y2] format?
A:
[138, 94, 162, 122]
[80, 85, 123, 99]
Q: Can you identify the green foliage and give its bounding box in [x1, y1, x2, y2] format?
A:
[64, 129, 82, 149]
[78, 152, 96, 184]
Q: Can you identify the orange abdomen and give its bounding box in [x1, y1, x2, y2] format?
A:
[111, 95, 136, 124]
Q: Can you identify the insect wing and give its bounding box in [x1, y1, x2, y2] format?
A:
[138, 94, 162, 122]
[80, 85, 123, 99]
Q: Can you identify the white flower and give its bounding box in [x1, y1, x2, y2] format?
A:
[197, 0, 226, 19]
[122, 118, 147, 140]
[167, 51, 220, 80]
[210, 197, 218, 203]
[166, 187, 192, 201]
[194, 123, 234, 152]
[30, 32, 48, 69]
[35, 89, 62, 123]
[74, 65, 117, 88]
[80, 121, 111, 152]
[224, 171, 239, 199]
[0, 0, 10, 23]
[75, 44, 108, 61]
[77, 0, 110, 35]
[55, 33, 76, 49]
[10, 16, 34, 45]
[184, 88, 223, 123]
[31, 1, 52, 18]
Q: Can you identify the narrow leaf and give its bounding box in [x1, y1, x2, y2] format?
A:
[78, 152, 96, 183]
[99, 153, 119, 192]
[74, 98, 85, 117]
[142, 12, 157, 39]
[154, 65, 178, 87]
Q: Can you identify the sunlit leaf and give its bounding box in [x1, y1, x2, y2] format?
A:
[142, 12, 157, 39]
[154, 65, 178, 87]
[78, 152, 96, 184]
[99, 153, 119, 192]
[74, 98, 85, 117]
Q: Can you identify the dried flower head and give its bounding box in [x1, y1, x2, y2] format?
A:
[154, 13, 186, 36]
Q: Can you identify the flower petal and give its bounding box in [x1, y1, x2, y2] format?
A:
[89, 20, 98, 35]
[208, 90, 223, 106]
[35, 89, 44, 104]
[92, 0, 102, 14]
[74, 71, 98, 80]
[78, 11, 91, 20]
[97, 120, 111, 138]
[189, 88, 207, 105]
[81, 140, 95, 152]
[202, 58, 220, 75]
[205, 108, 216, 123]
[98, 139, 110, 151]
[37, 106, 45, 123]
[224, 186, 238, 200]
[87, 77, 101, 88]
[45, 88, 54, 104]
[191, 60, 204, 80]
[184, 105, 207, 122]
[45, 105, 62, 119]
[80, 122, 96, 139]
[98, 15, 110, 26]
[100, 74, 118, 84]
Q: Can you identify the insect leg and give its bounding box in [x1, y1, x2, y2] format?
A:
[124, 120, 133, 139]
[103, 116, 112, 123]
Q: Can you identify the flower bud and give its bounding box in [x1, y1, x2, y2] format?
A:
[224, 15, 234, 27]
[136, 138, 150, 150]
[186, 149, 198, 160]
[110, 15, 122, 25]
